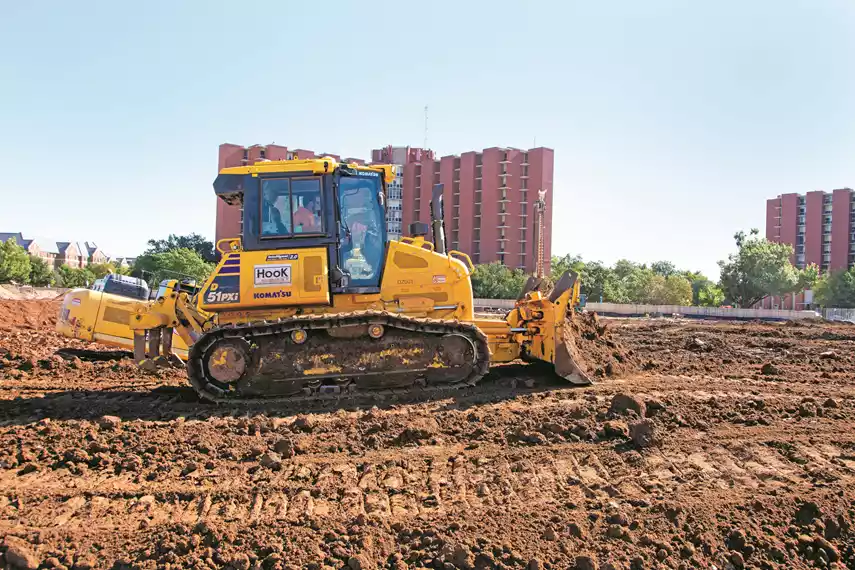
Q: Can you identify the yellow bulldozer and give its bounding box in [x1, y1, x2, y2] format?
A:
[57, 157, 590, 403]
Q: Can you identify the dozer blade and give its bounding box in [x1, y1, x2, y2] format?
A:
[513, 269, 592, 386]
[548, 270, 577, 303]
[550, 270, 592, 385]
[554, 328, 593, 385]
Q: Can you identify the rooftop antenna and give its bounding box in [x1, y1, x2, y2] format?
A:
[424, 105, 428, 149]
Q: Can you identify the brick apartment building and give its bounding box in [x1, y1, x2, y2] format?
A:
[0, 233, 120, 269]
[374, 145, 554, 274]
[216, 143, 555, 274]
[761, 188, 855, 309]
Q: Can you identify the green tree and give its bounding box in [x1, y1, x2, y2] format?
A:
[28, 256, 55, 286]
[0, 238, 32, 284]
[624, 267, 657, 303]
[55, 265, 96, 288]
[133, 248, 214, 286]
[471, 262, 529, 299]
[579, 261, 613, 302]
[145, 233, 217, 262]
[718, 229, 818, 308]
[113, 263, 132, 276]
[651, 260, 677, 277]
[87, 262, 117, 279]
[813, 267, 855, 308]
[550, 254, 585, 284]
[697, 282, 725, 306]
[648, 274, 693, 305]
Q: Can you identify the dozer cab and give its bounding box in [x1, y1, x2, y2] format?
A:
[59, 157, 590, 403]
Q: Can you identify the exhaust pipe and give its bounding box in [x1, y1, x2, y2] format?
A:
[430, 183, 447, 255]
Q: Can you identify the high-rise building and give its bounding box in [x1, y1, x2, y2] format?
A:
[762, 188, 855, 309]
[217, 142, 556, 275]
[385, 165, 404, 240]
[387, 146, 554, 274]
[370, 146, 435, 241]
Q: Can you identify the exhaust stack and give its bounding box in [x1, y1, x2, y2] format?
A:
[430, 183, 447, 255]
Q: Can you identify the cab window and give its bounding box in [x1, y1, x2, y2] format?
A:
[291, 179, 323, 234]
[260, 177, 323, 237]
[338, 175, 385, 287]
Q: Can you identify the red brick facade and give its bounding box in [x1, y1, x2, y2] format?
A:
[216, 143, 556, 274]
[399, 146, 553, 273]
[762, 188, 855, 309]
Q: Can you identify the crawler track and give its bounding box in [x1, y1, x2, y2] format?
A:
[186, 311, 491, 404]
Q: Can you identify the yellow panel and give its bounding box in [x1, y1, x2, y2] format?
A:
[393, 251, 429, 269]
[198, 247, 330, 311]
[380, 239, 475, 321]
[303, 255, 323, 293]
[102, 305, 132, 326]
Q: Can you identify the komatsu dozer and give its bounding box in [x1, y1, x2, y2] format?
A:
[61, 157, 590, 403]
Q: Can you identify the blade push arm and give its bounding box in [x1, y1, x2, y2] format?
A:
[129, 280, 211, 369]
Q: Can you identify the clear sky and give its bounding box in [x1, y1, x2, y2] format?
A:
[1, 1, 853, 279]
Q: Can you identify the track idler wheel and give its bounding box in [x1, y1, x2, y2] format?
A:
[202, 338, 253, 393]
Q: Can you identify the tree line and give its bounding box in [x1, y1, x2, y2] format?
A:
[3, 229, 855, 308]
[0, 233, 215, 289]
[473, 229, 855, 308]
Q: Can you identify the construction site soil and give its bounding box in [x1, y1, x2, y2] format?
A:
[2, 299, 855, 570]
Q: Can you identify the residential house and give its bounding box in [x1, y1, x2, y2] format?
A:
[1, 233, 120, 269]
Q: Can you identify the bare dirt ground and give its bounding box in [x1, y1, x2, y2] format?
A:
[2, 301, 855, 570]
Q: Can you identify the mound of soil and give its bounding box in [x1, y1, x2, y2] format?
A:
[564, 311, 637, 378]
[0, 298, 62, 331]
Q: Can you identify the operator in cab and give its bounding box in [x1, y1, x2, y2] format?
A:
[293, 197, 321, 233]
[339, 178, 384, 283]
[262, 186, 290, 235]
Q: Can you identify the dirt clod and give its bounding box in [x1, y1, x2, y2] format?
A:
[629, 420, 657, 448]
[575, 554, 598, 570]
[609, 393, 646, 417]
[3, 536, 40, 570]
[97, 415, 122, 430]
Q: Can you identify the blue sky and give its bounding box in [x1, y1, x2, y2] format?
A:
[1, 1, 853, 279]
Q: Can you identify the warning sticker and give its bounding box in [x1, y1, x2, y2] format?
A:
[432, 275, 447, 284]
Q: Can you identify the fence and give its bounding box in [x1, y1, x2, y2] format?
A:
[474, 298, 821, 321]
[823, 308, 855, 323]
